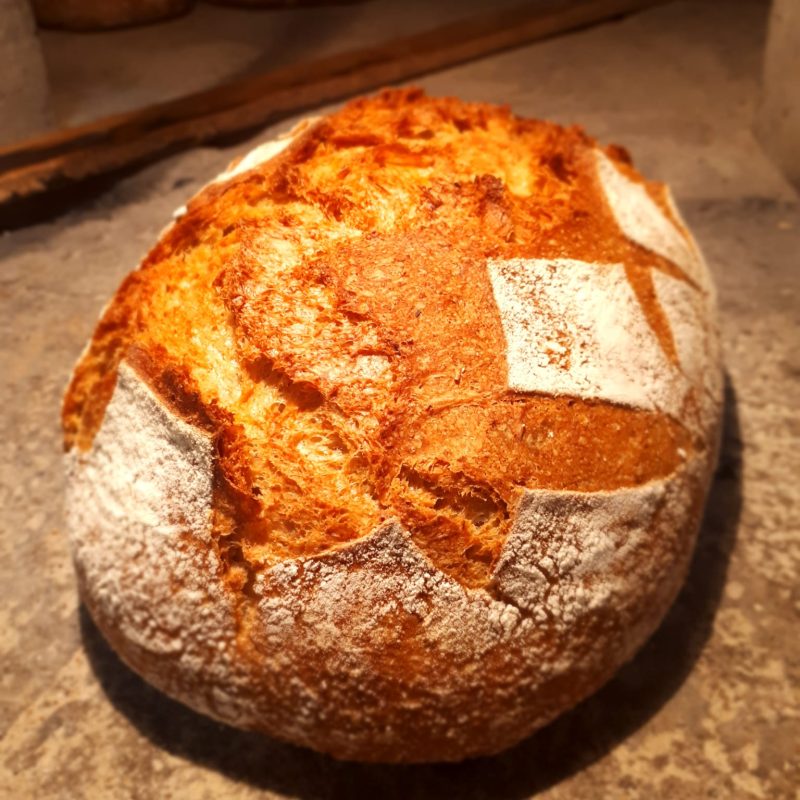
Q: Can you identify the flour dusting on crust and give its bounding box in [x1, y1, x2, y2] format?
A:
[214, 117, 320, 184]
[66, 362, 254, 724]
[488, 257, 688, 417]
[595, 149, 710, 291]
[652, 269, 723, 431]
[493, 457, 705, 671]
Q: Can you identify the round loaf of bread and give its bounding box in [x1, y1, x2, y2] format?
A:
[206, 1, 362, 7]
[62, 89, 722, 763]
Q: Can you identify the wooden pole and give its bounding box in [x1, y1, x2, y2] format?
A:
[0, 0, 666, 211]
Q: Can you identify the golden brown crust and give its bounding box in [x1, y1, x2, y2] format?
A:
[63, 88, 709, 586]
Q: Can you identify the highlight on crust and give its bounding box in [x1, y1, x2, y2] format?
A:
[62, 88, 722, 762]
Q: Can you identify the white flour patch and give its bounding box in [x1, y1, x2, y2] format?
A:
[653, 269, 724, 430]
[493, 482, 665, 624]
[595, 149, 711, 291]
[212, 116, 321, 185]
[66, 362, 254, 725]
[214, 137, 293, 184]
[488, 257, 688, 416]
[68, 362, 213, 539]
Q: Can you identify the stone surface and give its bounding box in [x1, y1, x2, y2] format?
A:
[1, 1, 798, 798]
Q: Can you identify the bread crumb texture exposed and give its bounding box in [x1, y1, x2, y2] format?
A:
[62, 88, 722, 762]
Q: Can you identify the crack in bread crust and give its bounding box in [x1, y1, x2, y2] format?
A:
[62, 88, 717, 589]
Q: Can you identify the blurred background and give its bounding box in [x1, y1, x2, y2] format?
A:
[1, 0, 798, 189]
[6, 0, 530, 132]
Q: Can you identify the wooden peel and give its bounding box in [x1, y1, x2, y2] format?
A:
[0, 0, 666, 214]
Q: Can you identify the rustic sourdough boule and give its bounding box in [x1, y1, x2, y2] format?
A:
[62, 88, 722, 763]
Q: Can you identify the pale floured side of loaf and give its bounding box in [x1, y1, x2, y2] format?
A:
[241, 457, 707, 762]
[594, 149, 711, 291]
[250, 521, 536, 759]
[66, 362, 256, 725]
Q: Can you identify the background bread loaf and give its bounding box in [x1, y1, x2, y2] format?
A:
[62, 88, 722, 762]
[32, 0, 193, 30]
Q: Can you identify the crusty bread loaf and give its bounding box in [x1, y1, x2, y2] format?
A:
[33, 0, 193, 30]
[62, 88, 722, 763]
[207, 1, 362, 7]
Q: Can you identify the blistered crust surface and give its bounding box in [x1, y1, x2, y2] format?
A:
[63, 89, 722, 761]
[62, 88, 721, 585]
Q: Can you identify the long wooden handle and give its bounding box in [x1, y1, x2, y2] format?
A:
[0, 0, 665, 210]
